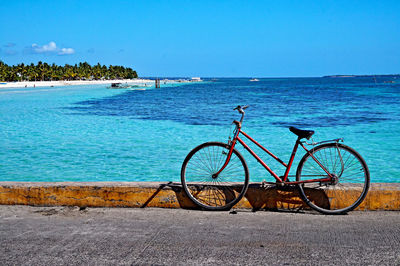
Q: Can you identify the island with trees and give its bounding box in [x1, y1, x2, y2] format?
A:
[323, 74, 399, 78]
[0, 61, 138, 82]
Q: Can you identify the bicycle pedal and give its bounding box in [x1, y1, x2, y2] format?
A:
[261, 180, 266, 188]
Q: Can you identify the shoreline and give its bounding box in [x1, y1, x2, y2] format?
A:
[0, 78, 156, 89]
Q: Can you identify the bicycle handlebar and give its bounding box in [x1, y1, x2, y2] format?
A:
[233, 105, 249, 123]
[233, 105, 249, 114]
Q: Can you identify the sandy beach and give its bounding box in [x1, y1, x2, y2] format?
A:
[0, 79, 156, 89]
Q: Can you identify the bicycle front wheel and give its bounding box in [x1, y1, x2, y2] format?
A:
[181, 142, 249, 211]
[296, 143, 370, 214]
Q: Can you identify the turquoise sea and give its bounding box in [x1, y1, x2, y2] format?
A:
[0, 78, 399, 183]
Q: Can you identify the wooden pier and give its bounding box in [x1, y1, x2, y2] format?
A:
[155, 79, 160, 88]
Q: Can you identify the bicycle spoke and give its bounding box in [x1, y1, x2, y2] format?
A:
[297, 143, 369, 214]
[182, 142, 249, 210]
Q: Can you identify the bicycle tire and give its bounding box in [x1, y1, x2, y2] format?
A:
[296, 143, 370, 214]
[181, 142, 249, 211]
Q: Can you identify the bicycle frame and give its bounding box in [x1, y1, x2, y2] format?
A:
[214, 123, 334, 185]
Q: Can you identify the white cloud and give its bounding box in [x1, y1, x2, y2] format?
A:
[32, 41, 57, 53]
[59, 47, 75, 55]
[4, 43, 16, 48]
[31, 41, 75, 55]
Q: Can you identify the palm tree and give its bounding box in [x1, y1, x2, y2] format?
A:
[0, 61, 7, 81]
[0, 61, 138, 82]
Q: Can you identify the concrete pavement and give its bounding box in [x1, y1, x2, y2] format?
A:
[0, 206, 399, 265]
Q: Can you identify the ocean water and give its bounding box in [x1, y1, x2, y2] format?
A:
[0, 78, 399, 183]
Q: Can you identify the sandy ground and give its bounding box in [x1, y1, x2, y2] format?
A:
[0, 79, 155, 88]
[0, 205, 399, 265]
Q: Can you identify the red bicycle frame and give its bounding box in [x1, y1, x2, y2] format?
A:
[214, 122, 334, 185]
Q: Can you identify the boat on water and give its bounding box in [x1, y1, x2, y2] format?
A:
[191, 77, 202, 82]
[110, 82, 131, 89]
[109, 83, 151, 89]
[249, 78, 259, 82]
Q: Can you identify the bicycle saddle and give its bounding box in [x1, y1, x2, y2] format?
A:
[289, 127, 315, 140]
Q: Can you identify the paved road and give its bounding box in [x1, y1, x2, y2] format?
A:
[0, 206, 399, 265]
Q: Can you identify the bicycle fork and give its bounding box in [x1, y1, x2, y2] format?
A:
[211, 126, 242, 178]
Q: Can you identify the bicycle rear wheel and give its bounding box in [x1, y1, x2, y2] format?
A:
[181, 142, 249, 211]
[296, 143, 370, 214]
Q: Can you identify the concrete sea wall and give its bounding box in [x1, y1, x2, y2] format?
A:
[0, 182, 399, 211]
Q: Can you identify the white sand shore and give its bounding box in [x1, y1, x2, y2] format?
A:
[0, 79, 155, 89]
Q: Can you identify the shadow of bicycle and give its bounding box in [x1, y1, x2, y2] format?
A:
[244, 184, 330, 212]
[141, 182, 330, 213]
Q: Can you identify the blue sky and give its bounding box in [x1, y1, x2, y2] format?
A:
[0, 0, 399, 77]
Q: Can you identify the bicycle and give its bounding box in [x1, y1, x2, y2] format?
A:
[181, 105, 370, 214]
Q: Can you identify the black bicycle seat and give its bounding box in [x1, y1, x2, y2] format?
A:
[289, 127, 315, 140]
